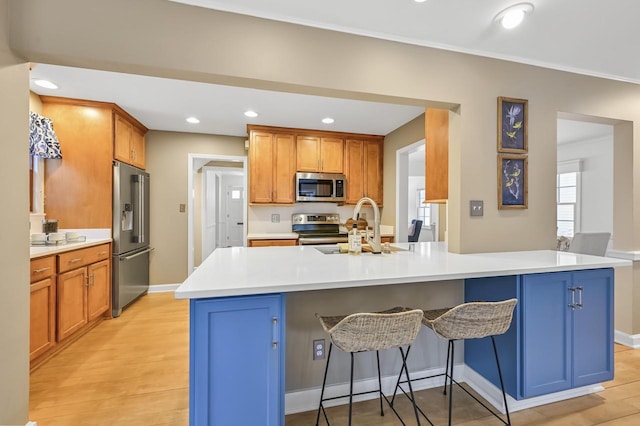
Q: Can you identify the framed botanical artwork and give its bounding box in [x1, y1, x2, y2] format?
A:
[498, 154, 527, 209]
[497, 96, 528, 153]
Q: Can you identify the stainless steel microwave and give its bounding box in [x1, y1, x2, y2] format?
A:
[295, 172, 346, 202]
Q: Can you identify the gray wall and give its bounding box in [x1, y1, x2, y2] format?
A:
[0, 0, 30, 423]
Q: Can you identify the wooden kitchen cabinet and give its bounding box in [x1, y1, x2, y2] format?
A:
[344, 138, 384, 205]
[249, 129, 296, 204]
[30, 256, 57, 361]
[248, 239, 298, 247]
[41, 96, 147, 229]
[57, 243, 112, 342]
[296, 135, 344, 173]
[114, 112, 146, 169]
[424, 108, 449, 203]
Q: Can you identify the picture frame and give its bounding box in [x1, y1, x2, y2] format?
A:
[498, 154, 527, 209]
[497, 96, 528, 153]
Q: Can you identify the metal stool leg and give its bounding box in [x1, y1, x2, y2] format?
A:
[376, 350, 384, 417]
[491, 336, 511, 425]
[315, 343, 333, 426]
[443, 339, 452, 395]
[348, 352, 355, 426]
[399, 346, 422, 426]
[448, 340, 455, 426]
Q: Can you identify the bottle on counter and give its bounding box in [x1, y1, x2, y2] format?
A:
[348, 223, 362, 255]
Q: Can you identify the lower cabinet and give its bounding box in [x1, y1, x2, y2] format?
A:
[464, 268, 614, 400]
[30, 276, 57, 360]
[248, 239, 298, 247]
[30, 243, 112, 369]
[520, 269, 614, 397]
[190, 294, 285, 426]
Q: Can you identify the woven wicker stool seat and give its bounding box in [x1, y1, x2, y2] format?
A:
[394, 299, 518, 426]
[315, 307, 424, 426]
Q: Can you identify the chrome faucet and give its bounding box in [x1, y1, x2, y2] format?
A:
[353, 197, 381, 254]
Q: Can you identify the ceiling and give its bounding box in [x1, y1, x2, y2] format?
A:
[30, 0, 637, 139]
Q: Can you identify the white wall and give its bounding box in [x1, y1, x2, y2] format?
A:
[558, 135, 613, 235]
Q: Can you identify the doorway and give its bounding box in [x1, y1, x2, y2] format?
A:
[396, 139, 439, 242]
[188, 154, 247, 274]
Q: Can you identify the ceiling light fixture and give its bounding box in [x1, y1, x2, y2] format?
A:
[495, 3, 534, 29]
[186, 117, 200, 124]
[33, 79, 59, 89]
[322, 117, 335, 124]
[244, 110, 259, 118]
[414, 0, 427, 3]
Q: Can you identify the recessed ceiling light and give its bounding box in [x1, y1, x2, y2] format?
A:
[414, 0, 427, 3]
[186, 117, 200, 124]
[33, 79, 59, 89]
[495, 3, 534, 29]
[244, 110, 258, 118]
[322, 117, 335, 124]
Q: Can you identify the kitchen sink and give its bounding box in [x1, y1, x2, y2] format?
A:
[314, 245, 408, 255]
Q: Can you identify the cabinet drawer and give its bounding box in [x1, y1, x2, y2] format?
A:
[58, 243, 111, 273]
[30, 256, 56, 282]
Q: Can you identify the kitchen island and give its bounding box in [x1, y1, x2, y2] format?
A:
[175, 242, 630, 426]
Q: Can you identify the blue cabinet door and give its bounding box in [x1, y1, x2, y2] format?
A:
[572, 269, 614, 387]
[521, 272, 572, 398]
[190, 293, 285, 426]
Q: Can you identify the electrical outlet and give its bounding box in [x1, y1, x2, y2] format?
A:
[179, 203, 186, 213]
[271, 213, 280, 223]
[313, 339, 325, 360]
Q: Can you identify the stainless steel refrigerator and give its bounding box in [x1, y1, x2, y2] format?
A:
[112, 161, 152, 317]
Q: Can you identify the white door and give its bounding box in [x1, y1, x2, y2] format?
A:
[224, 183, 244, 247]
[201, 168, 217, 261]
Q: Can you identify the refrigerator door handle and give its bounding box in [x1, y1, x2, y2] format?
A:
[132, 174, 146, 244]
[120, 247, 154, 261]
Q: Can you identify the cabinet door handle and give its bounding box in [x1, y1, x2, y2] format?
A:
[69, 258, 82, 263]
[33, 267, 50, 273]
[568, 287, 576, 310]
[98, 251, 109, 256]
[576, 286, 584, 309]
[271, 317, 279, 350]
[86, 274, 90, 287]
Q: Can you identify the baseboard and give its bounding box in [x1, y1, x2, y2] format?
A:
[464, 366, 604, 413]
[147, 284, 180, 293]
[614, 330, 640, 348]
[286, 362, 610, 416]
[285, 364, 457, 415]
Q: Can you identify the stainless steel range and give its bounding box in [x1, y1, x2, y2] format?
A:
[292, 213, 348, 245]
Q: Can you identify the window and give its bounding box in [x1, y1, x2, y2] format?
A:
[417, 189, 430, 227]
[556, 160, 581, 238]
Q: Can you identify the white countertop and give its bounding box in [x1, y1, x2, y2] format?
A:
[30, 238, 112, 259]
[175, 242, 630, 299]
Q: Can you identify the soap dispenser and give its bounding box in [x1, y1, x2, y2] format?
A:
[348, 223, 361, 255]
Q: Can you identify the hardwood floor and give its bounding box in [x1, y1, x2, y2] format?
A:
[29, 293, 640, 425]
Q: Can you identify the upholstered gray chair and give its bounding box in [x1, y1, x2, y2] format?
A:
[568, 232, 610, 256]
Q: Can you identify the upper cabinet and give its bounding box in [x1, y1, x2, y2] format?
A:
[114, 112, 147, 169]
[248, 125, 384, 206]
[344, 138, 384, 205]
[296, 135, 344, 173]
[248, 128, 296, 204]
[424, 108, 449, 203]
[41, 96, 147, 229]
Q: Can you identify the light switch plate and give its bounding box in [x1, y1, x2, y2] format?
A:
[271, 214, 280, 223]
[470, 200, 483, 217]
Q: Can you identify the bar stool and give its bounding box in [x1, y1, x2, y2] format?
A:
[394, 299, 517, 426]
[315, 307, 424, 426]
